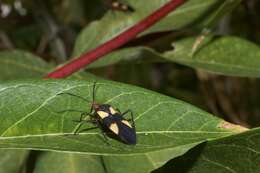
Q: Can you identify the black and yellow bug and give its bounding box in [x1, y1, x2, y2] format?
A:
[105, 0, 134, 13]
[60, 82, 136, 145]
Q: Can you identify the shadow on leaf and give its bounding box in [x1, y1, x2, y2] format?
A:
[152, 142, 207, 173]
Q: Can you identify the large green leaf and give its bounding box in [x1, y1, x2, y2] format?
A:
[153, 127, 260, 173]
[102, 142, 200, 173]
[34, 152, 105, 173]
[164, 36, 260, 77]
[34, 151, 197, 173]
[0, 50, 98, 80]
[34, 151, 184, 173]
[0, 50, 51, 80]
[0, 149, 28, 173]
[0, 80, 244, 156]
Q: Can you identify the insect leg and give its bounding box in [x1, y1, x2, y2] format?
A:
[121, 109, 131, 116]
[115, 108, 121, 114]
[101, 132, 110, 145]
[78, 120, 110, 145]
[73, 119, 93, 135]
[93, 121, 110, 145]
[73, 122, 84, 135]
[54, 109, 93, 123]
[73, 112, 95, 122]
[77, 126, 99, 133]
[72, 113, 96, 134]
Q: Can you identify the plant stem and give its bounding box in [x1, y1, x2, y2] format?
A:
[45, 0, 186, 78]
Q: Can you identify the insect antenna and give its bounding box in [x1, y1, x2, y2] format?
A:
[92, 82, 97, 103]
[57, 85, 94, 113]
[57, 92, 90, 103]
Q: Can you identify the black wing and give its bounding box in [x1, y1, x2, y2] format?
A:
[117, 121, 136, 145]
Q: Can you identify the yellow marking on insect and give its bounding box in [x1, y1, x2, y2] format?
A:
[109, 123, 119, 134]
[112, 1, 120, 7]
[121, 120, 132, 128]
[109, 107, 117, 115]
[97, 111, 109, 119]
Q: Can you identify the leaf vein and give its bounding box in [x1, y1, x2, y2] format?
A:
[166, 110, 190, 130]
[201, 155, 237, 173]
[134, 101, 179, 121]
[0, 84, 93, 136]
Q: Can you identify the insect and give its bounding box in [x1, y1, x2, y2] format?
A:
[59, 82, 136, 145]
[105, 0, 135, 13]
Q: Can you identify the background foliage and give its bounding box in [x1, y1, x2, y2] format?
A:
[0, 0, 259, 172]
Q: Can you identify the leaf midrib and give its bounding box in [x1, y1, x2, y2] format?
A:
[0, 130, 233, 140]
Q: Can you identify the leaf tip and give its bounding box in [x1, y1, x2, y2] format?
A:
[218, 121, 248, 133]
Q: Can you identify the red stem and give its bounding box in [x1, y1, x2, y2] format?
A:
[45, 0, 186, 78]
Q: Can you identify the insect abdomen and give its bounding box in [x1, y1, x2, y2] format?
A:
[102, 116, 136, 144]
[117, 122, 136, 144]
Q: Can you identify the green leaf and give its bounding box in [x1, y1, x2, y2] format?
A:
[82, 47, 163, 69]
[164, 36, 260, 77]
[34, 152, 105, 173]
[0, 50, 51, 80]
[0, 79, 244, 156]
[35, 151, 193, 173]
[200, 0, 242, 28]
[72, 0, 223, 67]
[103, 155, 158, 173]
[0, 50, 99, 80]
[102, 142, 200, 173]
[0, 149, 28, 173]
[153, 127, 260, 173]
